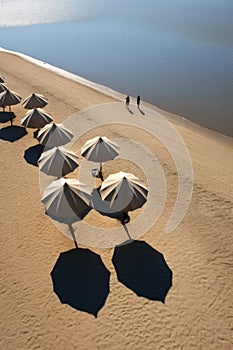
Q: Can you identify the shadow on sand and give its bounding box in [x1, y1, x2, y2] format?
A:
[91, 188, 131, 225]
[51, 248, 110, 317]
[138, 107, 145, 115]
[24, 144, 45, 166]
[33, 129, 40, 139]
[0, 125, 27, 142]
[126, 104, 134, 115]
[0, 111, 16, 124]
[112, 240, 172, 302]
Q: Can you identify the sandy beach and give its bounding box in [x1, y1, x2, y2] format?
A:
[0, 50, 233, 349]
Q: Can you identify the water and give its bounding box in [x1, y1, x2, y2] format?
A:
[0, 0, 233, 136]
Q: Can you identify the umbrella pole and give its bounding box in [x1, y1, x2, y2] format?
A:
[122, 222, 132, 241]
[120, 212, 132, 240]
[99, 162, 103, 181]
[69, 224, 78, 249]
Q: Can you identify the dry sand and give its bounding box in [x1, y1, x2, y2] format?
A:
[0, 51, 233, 349]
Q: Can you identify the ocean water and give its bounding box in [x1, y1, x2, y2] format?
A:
[0, 0, 233, 136]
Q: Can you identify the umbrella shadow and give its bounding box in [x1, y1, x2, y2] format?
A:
[91, 188, 130, 221]
[51, 248, 111, 317]
[33, 129, 40, 139]
[112, 241, 172, 302]
[91, 189, 136, 241]
[91, 188, 118, 218]
[24, 144, 45, 166]
[0, 111, 16, 124]
[0, 125, 27, 142]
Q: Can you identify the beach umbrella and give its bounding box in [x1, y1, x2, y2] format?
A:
[0, 76, 5, 83]
[0, 83, 7, 93]
[37, 122, 73, 148]
[38, 146, 79, 177]
[0, 88, 21, 111]
[81, 136, 119, 177]
[21, 108, 53, 129]
[42, 178, 91, 222]
[100, 171, 148, 213]
[22, 92, 48, 109]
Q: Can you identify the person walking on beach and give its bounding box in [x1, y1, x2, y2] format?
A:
[137, 95, 141, 108]
[125, 95, 130, 106]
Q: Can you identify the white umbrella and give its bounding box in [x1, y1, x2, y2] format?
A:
[37, 123, 73, 148]
[0, 88, 21, 111]
[22, 93, 48, 109]
[21, 108, 53, 129]
[42, 178, 91, 222]
[81, 136, 119, 177]
[0, 83, 7, 93]
[42, 178, 91, 248]
[38, 146, 79, 177]
[100, 171, 148, 213]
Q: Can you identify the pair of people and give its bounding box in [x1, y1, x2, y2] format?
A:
[126, 95, 141, 108]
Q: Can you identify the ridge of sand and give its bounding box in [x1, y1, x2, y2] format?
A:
[0, 50, 232, 350]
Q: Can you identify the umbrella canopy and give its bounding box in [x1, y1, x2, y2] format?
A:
[37, 122, 73, 148]
[0, 76, 5, 83]
[38, 146, 79, 177]
[100, 171, 148, 212]
[21, 108, 53, 129]
[0, 88, 21, 110]
[0, 83, 7, 93]
[42, 178, 91, 222]
[22, 92, 48, 109]
[81, 136, 119, 163]
[81, 136, 119, 179]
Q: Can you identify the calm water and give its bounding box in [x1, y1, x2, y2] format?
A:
[0, 0, 233, 136]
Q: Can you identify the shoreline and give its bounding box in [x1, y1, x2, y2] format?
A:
[1, 46, 232, 143]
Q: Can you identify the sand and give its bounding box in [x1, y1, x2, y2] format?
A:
[0, 50, 233, 350]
